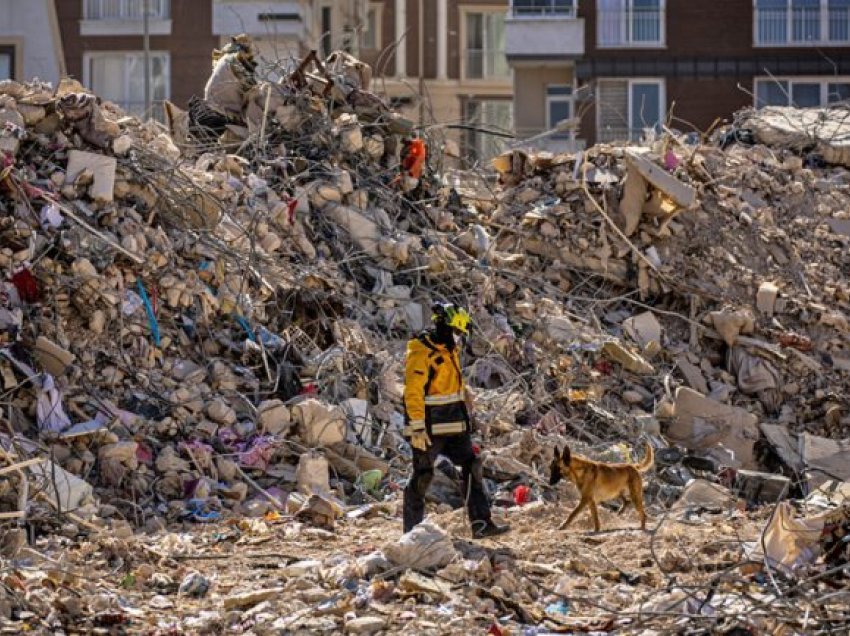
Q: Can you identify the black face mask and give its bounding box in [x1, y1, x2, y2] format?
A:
[432, 321, 456, 349]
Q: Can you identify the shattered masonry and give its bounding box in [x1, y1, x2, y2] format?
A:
[0, 40, 849, 634]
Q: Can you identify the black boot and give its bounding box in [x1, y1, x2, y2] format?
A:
[471, 519, 510, 539]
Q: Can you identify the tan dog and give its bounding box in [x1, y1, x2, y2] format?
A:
[549, 442, 654, 531]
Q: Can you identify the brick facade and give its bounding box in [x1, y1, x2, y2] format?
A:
[54, 0, 218, 110]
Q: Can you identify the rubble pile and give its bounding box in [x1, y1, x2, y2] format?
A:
[0, 40, 848, 632]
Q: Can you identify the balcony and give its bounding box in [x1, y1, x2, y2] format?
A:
[505, 1, 585, 61]
[213, 1, 304, 38]
[81, 0, 172, 35]
[597, 7, 665, 48]
[755, 6, 850, 46]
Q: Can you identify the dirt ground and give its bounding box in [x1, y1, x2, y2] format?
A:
[5, 490, 808, 635]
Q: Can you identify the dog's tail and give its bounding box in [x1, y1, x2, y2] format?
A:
[635, 441, 654, 472]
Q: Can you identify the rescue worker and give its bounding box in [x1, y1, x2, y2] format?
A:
[402, 303, 510, 538]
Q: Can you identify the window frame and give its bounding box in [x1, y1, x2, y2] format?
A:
[361, 2, 383, 51]
[0, 45, 16, 81]
[596, 77, 666, 142]
[83, 0, 170, 20]
[509, 0, 577, 18]
[597, 0, 667, 49]
[464, 98, 514, 161]
[753, 0, 850, 46]
[754, 75, 850, 106]
[460, 7, 511, 81]
[546, 84, 574, 138]
[82, 50, 171, 118]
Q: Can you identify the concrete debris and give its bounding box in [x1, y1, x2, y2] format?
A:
[667, 387, 760, 468]
[743, 106, 850, 168]
[384, 521, 457, 570]
[0, 37, 849, 633]
[622, 311, 662, 349]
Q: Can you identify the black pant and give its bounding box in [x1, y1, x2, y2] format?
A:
[403, 433, 492, 533]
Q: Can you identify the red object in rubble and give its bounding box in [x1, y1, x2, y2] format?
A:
[286, 198, 298, 224]
[487, 624, 504, 636]
[593, 359, 614, 375]
[402, 138, 427, 179]
[778, 331, 813, 352]
[513, 484, 531, 506]
[10, 268, 39, 303]
[472, 442, 481, 456]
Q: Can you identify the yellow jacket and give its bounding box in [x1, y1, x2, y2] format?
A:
[404, 333, 469, 437]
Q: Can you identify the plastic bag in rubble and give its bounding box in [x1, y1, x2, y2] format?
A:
[292, 398, 346, 447]
[204, 36, 256, 118]
[384, 521, 457, 570]
[727, 347, 780, 394]
[744, 501, 825, 572]
[295, 450, 331, 495]
[36, 374, 72, 433]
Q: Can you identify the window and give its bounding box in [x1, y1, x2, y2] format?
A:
[84, 0, 169, 20]
[597, 79, 665, 142]
[465, 12, 509, 79]
[755, 0, 850, 45]
[465, 100, 513, 161]
[84, 52, 170, 119]
[510, 0, 576, 17]
[547, 85, 573, 138]
[755, 77, 850, 106]
[0, 46, 14, 80]
[598, 0, 665, 47]
[362, 3, 381, 50]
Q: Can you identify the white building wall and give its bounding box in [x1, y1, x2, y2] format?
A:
[0, 0, 63, 84]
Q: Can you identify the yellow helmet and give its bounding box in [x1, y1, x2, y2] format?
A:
[432, 303, 471, 335]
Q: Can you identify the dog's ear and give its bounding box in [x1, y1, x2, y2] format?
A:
[549, 455, 561, 486]
[562, 445, 571, 464]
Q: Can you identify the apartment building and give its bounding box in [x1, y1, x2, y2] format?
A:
[366, 0, 513, 162]
[0, 0, 65, 84]
[507, 0, 850, 149]
[214, 0, 513, 162]
[54, 0, 218, 119]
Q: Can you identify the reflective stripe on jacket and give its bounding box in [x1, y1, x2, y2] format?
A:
[403, 333, 468, 437]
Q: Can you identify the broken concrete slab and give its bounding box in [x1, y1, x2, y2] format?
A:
[65, 150, 116, 204]
[744, 106, 850, 168]
[676, 356, 709, 395]
[708, 309, 755, 347]
[756, 282, 779, 316]
[602, 341, 655, 375]
[619, 168, 649, 237]
[624, 149, 697, 209]
[733, 469, 791, 505]
[800, 432, 850, 491]
[673, 479, 737, 511]
[760, 424, 805, 474]
[622, 311, 662, 348]
[33, 336, 76, 376]
[667, 387, 760, 469]
[223, 587, 286, 611]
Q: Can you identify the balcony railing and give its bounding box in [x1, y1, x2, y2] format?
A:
[84, 0, 170, 20]
[466, 49, 511, 79]
[755, 6, 850, 44]
[509, 0, 577, 18]
[597, 8, 664, 47]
